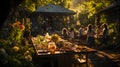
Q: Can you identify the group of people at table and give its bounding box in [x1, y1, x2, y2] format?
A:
[61, 23, 108, 47]
[32, 24, 104, 67]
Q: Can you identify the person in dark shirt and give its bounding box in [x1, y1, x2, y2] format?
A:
[101, 23, 108, 45]
[61, 28, 68, 39]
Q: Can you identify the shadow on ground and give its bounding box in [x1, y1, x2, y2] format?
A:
[88, 49, 120, 67]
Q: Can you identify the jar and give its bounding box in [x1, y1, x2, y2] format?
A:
[48, 42, 56, 54]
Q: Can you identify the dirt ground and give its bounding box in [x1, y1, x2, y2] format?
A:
[87, 48, 120, 67]
[73, 39, 120, 67]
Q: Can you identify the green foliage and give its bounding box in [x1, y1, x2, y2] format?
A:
[19, 0, 71, 12]
[69, 0, 115, 26]
[8, 27, 23, 44]
[36, 0, 63, 6]
[81, 0, 113, 18]
[20, 0, 36, 12]
[100, 14, 107, 24]
[0, 21, 35, 67]
[86, 1, 102, 18]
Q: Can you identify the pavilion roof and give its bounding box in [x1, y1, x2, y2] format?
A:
[97, 0, 120, 14]
[33, 4, 76, 16]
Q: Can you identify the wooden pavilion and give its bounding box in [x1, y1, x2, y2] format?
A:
[94, 0, 120, 49]
[96, 0, 120, 22]
[30, 4, 76, 36]
[95, 0, 120, 32]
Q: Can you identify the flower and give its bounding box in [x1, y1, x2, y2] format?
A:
[25, 54, 32, 61]
[12, 21, 25, 31]
[20, 24, 25, 31]
[13, 46, 20, 52]
[24, 50, 30, 55]
[12, 21, 20, 28]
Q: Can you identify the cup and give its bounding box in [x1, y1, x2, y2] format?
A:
[48, 42, 56, 54]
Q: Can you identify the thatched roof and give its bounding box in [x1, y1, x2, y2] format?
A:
[33, 4, 76, 16]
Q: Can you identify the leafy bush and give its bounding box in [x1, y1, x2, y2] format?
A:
[0, 21, 35, 67]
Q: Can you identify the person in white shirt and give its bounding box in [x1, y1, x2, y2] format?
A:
[86, 24, 95, 47]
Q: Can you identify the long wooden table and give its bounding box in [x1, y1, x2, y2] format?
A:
[31, 37, 97, 67]
[33, 46, 97, 67]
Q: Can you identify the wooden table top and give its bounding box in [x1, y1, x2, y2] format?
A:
[35, 46, 97, 56]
